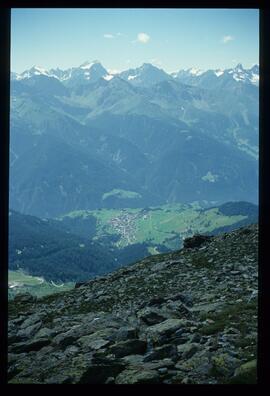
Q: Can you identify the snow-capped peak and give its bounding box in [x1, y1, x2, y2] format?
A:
[250, 64, 259, 74]
[228, 63, 259, 85]
[17, 65, 51, 80]
[79, 60, 100, 69]
[172, 63, 259, 87]
[235, 63, 244, 71]
[141, 63, 156, 69]
[107, 69, 121, 75]
[250, 73, 259, 85]
[32, 65, 49, 74]
[188, 67, 204, 76]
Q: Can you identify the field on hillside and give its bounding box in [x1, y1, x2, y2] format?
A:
[8, 270, 74, 299]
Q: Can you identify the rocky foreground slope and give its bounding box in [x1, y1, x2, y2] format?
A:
[8, 224, 258, 384]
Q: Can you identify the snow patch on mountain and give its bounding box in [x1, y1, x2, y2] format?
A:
[233, 74, 245, 82]
[214, 70, 224, 77]
[103, 75, 114, 81]
[18, 66, 51, 80]
[128, 75, 137, 80]
[80, 60, 99, 70]
[188, 67, 204, 76]
[202, 171, 219, 183]
[174, 63, 259, 86]
[250, 73, 259, 85]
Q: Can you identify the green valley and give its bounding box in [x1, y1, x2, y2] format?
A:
[9, 202, 257, 289]
[8, 270, 74, 299]
[59, 202, 255, 253]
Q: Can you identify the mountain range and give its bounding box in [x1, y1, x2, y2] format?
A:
[10, 61, 258, 218]
[11, 61, 259, 88]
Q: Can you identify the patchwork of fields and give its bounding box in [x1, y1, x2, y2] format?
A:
[61, 203, 248, 252]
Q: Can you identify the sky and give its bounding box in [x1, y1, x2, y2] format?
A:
[11, 8, 259, 74]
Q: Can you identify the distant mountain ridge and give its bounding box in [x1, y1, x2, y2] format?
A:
[10, 60, 258, 217]
[172, 63, 259, 87]
[12, 61, 259, 87]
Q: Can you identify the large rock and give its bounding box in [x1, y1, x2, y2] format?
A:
[175, 350, 212, 377]
[122, 354, 144, 367]
[143, 358, 175, 371]
[51, 321, 111, 348]
[75, 281, 88, 289]
[20, 313, 43, 329]
[10, 338, 51, 353]
[77, 329, 116, 349]
[210, 353, 240, 377]
[143, 344, 178, 362]
[115, 368, 160, 384]
[79, 362, 126, 384]
[234, 359, 256, 377]
[109, 339, 147, 358]
[52, 331, 78, 348]
[148, 297, 166, 306]
[77, 333, 111, 350]
[13, 292, 37, 304]
[17, 322, 42, 339]
[168, 293, 193, 307]
[138, 308, 166, 325]
[113, 327, 138, 342]
[145, 319, 187, 344]
[165, 301, 192, 318]
[177, 343, 200, 359]
[183, 235, 212, 249]
[35, 327, 56, 339]
[231, 359, 257, 383]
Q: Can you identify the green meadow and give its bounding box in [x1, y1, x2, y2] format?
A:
[8, 270, 74, 299]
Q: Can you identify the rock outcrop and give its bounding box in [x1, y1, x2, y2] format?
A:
[8, 224, 258, 384]
[183, 234, 213, 249]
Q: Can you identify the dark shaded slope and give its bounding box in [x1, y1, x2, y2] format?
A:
[8, 210, 115, 282]
[10, 133, 148, 217]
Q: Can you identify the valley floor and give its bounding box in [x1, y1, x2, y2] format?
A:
[8, 270, 74, 299]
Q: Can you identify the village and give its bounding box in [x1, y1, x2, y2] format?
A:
[108, 210, 146, 246]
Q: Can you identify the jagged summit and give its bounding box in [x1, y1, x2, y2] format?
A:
[171, 62, 259, 87]
[187, 67, 204, 76]
[119, 62, 172, 87]
[16, 65, 51, 80]
[250, 64, 259, 73]
[79, 60, 102, 69]
[9, 224, 258, 384]
[141, 62, 161, 70]
[235, 63, 244, 70]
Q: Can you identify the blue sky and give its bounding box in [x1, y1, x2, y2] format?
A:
[11, 8, 259, 73]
